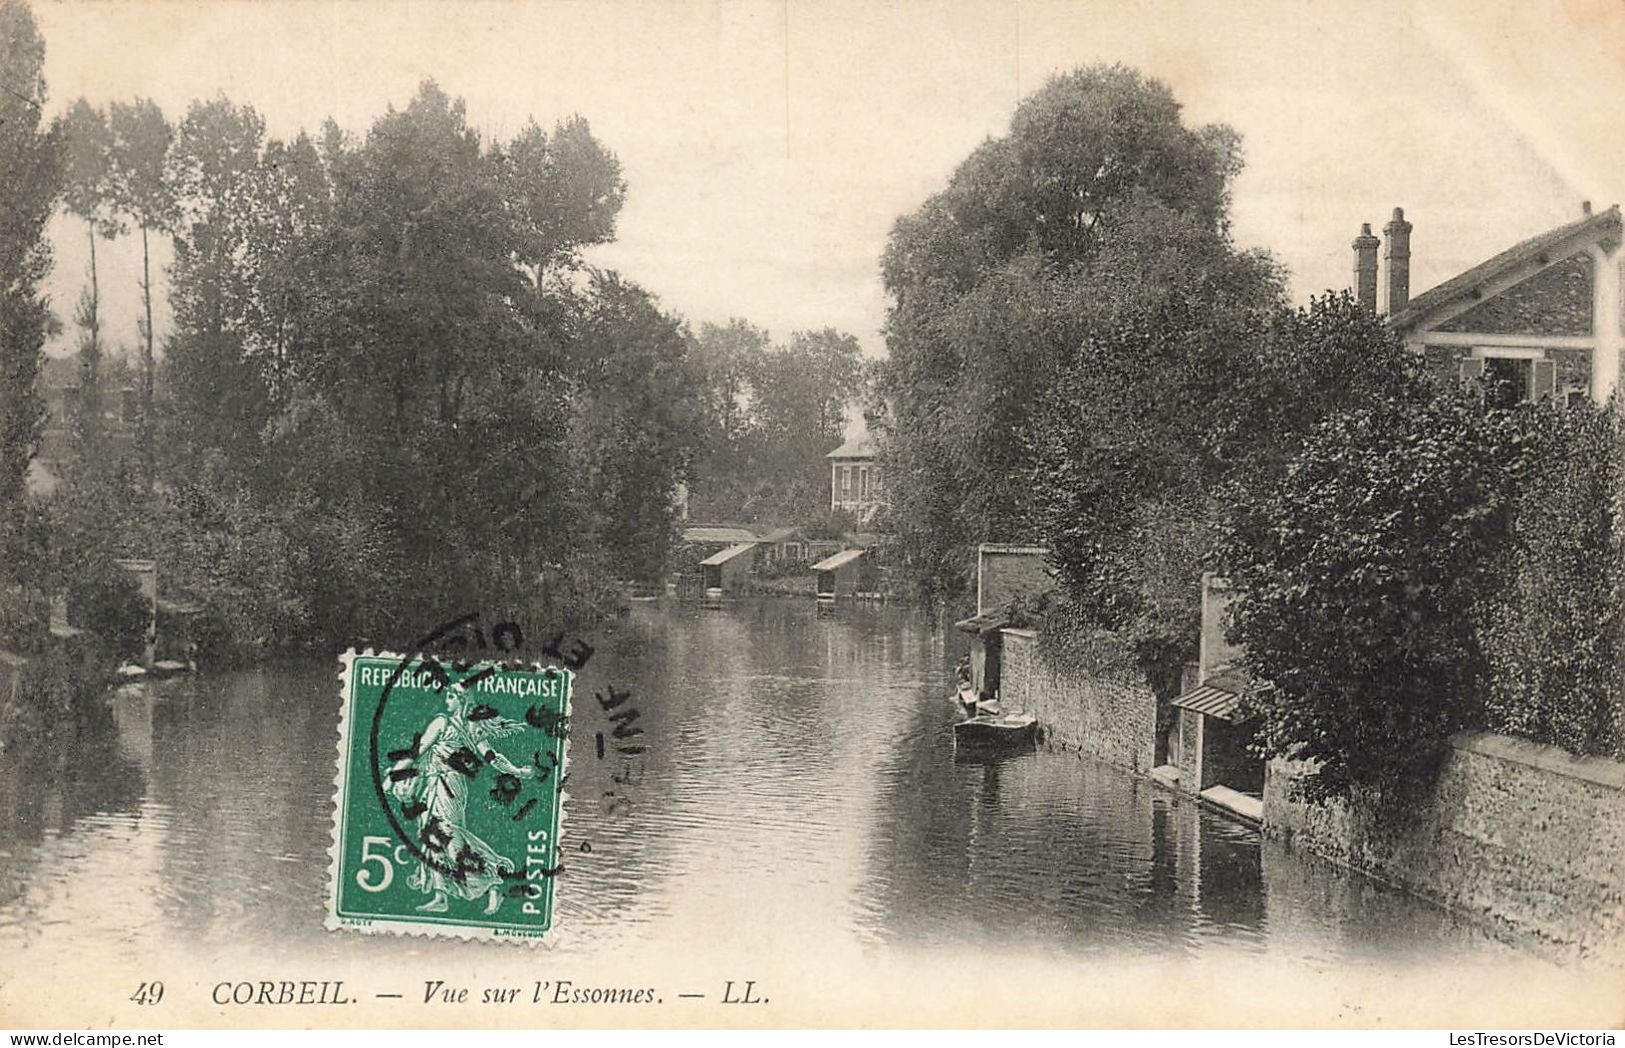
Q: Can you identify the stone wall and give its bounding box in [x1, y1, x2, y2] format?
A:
[999, 628, 1157, 775]
[1265, 731, 1625, 956]
[975, 546, 1053, 616]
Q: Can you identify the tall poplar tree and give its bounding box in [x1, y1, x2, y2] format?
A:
[60, 99, 122, 465]
[108, 97, 176, 487]
[0, 0, 61, 576]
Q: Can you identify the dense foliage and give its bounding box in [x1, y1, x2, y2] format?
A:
[5, 3, 868, 687]
[686, 320, 863, 523]
[0, 0, 59, 565]
[873, 65, 1263, 605]
[1478, 400, 1625, 760]
[1223, 386, 1533, 801]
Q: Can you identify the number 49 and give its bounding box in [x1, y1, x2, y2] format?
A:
[130, 981, 164, 1005]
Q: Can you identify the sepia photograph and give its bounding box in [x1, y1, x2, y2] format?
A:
[0, 0, 1622, 1033]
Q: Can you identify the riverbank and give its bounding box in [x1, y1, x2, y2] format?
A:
[998, 618, 1625, 963]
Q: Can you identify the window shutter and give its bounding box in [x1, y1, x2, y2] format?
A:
[1532, 359, 1557, 401]
[1460, 357, 1486, 386]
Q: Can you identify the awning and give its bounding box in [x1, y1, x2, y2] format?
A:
[700, 542, 757, 566]
[953, 610, 1010, 636]
[1170, 679, 1249, 723]
[811, 548, 864, 571]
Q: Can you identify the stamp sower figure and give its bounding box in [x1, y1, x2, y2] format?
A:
[390, 687, 536, 915]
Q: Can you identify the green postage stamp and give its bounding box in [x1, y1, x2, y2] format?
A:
[327, 651, 571, 941]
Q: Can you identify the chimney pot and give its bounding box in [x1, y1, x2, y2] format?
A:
[1583, 200, 1593, 216]
[1383, 207, 1413, 315]
[1352, 222, 1380, 312]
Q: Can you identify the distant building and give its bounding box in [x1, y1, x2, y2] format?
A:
[1352, 203, 1623, 405]
[826, 434, 883, 522]
[699, 542, 758, 594]
[680, 524, 760, 549]
[811, 548, 873, 602]
[30, 353, 142, 496]
[755, 526, 808, 567]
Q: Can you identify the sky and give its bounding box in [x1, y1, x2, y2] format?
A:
[27, 0, 1625, 364]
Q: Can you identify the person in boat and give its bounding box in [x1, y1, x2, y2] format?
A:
[954, 655, 979, 718]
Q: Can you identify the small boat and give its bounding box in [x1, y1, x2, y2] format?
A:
[953, 713, 1037, 751]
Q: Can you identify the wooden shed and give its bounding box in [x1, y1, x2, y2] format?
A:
[953, 610, 1010, 701]
[811, 548, 867, 602]
[700, 542, 758, 594]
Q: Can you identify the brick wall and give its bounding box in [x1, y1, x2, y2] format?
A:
[1000, 628, 1158, 774]
[1265, 732, 1625, 956]
[976, 548, 1053, 616]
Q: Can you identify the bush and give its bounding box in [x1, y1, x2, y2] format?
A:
[1221, 388, 1531, 803]
[1478, 400, 1625, 759]
[65, 557, 150, 664]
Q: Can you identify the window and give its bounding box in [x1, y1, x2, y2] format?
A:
[1461, 350, 1556, 406]
[859, 467, 869, 500]
[841, 466, 852, 497]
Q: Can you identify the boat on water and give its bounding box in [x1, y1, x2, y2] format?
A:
[954, 712, 1038, 751]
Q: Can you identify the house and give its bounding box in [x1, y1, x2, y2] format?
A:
[681, 524, 760, 550]
[1158, 574, 1264, 823]
[755, 526, 808, 567]
[826, 434, 883, 522]
[811, 548, 870, 602]
[699, 542, 758, 595]
[1352, 203, 1623, 405]
[30, 353, 143, 497]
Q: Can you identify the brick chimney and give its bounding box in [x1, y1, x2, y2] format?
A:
[1352, 222, 1380, 311]
[1382, 207, 1412, 315]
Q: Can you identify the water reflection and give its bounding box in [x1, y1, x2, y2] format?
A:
[0, 599, 1514, 975]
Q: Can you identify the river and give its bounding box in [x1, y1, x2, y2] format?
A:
[0, 598, 1568, 1025]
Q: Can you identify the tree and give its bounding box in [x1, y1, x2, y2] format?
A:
[876, 65, 1254, 604]
[60, 100, 124, 452]
[0, 0, 61, 576]
[568, 272, 705, 582]
[164, 95, 273, 470]
[688, 318, 770, 519]
[108, 97, 176, 487]
[272, 81, 632, 623]
[745, 328, 862, 520]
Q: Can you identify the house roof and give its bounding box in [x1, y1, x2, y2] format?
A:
[1390, 206, 1623, 331]
[699, 542, 757, 566]
[756, 526, 800, 543]
[826, 434, 877, 459]
[682, 525, 759, 545]
[811, 548, 865, 571]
